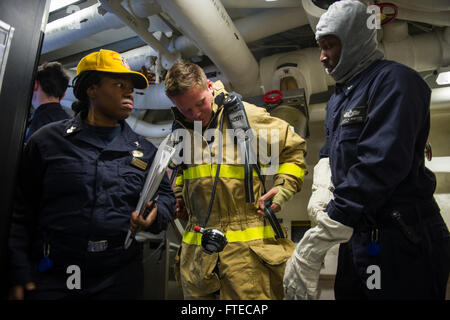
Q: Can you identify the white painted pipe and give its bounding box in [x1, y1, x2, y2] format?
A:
[425, 157, 450, 173]
[133, 63, 231, 110]
[221, 0, 302, 8]
[301, 0, 450, 33]
[134, 82, 173, 110]
[43, 2, 169, 54]
[134, 23, 450, 110]
[99, 0, 180, 69]
[46, 2, 310, 78]
[125, 115, 172, 138]
[260, 22, 450, 98]
[62, 86, 450, 133]
[62, 75, 173, 111]
[301, 0, 326, 33]
[65, 63, 230, 111]
[379, 21, 447, 72]
[381, 20, 409, 42]
[390, 0, 450, 12]
[123, 0, 162, 18]
[173, 35, 203, 59]
[308, 102, 327, 123]
[120, 46, 157, 70]
[270, 104, 309, 138]
[42, 3, 124, 53]
[62, 46, 174, 111]
[303, 86, 450, 123]
[397, 7, 450, 27]
[234, 7, 309, 43]
[430, 87, 450, 111]
[157, 0, 260, 96]
[298, 85, 450, 124]
[173, 7, 309, 58]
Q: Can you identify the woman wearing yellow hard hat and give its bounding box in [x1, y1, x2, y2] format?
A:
[8, 49, 176, 300]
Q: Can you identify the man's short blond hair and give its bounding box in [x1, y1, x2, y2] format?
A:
[165, 59, 208, 98]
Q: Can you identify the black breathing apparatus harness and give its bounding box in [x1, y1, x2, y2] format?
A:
[170, 92, 285, 254]
[202, 92, 286, 253]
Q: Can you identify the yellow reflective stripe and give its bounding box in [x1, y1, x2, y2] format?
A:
[175, 175, 184, 186]
[226, 225, 275, 242]
[183, 164, 258, 180]
[182, 230, 202, 245]
[183, 164, 210, 180]
[182, 225, 275, 245]
[276, 163, 305, 180]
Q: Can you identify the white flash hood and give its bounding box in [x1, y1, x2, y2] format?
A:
[315, 0, 384, 84]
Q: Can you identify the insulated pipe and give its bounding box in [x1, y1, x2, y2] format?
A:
[120, 46, 157, 70]
[271, 76, 309, 138]
[260, 23, 450, 98]
[123, 0, 162, 18]
[173, 36, 203, 58]
[62, 88, 450, 131]
[42, 3, 124, 53]
[302, 0, 450, 32]
[61, 80, 174, 111]
[271, 104, 309, 138]
[221, 0, 302, 8]
[134, 62, 231, 110]
[62, 46, 175, 111]
[381, 20, 409, 42]
[173, 7, 309, 58]
[125, 116, 172, 138]
[379, 21, 449, 72]
[301, 0, 325, 33]
[396, 7, 450, 27]
[110, 23, 448, 112]
[47, 3, 310, 73]
[390, 0, 450, 12]
[308, 102, 327, 123]
[43, 2, 169, 54]
[234, 7, 309, 44]
[136, 23, 450, 111]
[298, 86, 450, 124]
[134, 83, 173, 110]
[430, 87, 450, 112]
[99, 0, 180, 69]
[157, 0, 260, 97]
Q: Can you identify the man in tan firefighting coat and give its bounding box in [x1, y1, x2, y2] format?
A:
[165, 60, 307, 299]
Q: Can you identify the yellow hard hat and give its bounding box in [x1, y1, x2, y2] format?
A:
[76, 49, 148, 89]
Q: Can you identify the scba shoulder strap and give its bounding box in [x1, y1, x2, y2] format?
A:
[222, 92, 255, 203]
[214, 92, 285, 239]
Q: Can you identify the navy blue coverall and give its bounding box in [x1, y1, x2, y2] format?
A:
[25, 102, 70, 142]
[8, 113, 176, 299]
[320, 59, 450, 299]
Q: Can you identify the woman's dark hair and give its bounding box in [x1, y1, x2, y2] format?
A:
[71, 71, 104, 115]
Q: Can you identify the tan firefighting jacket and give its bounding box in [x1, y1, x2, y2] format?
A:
[172, 81, 307, 299]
